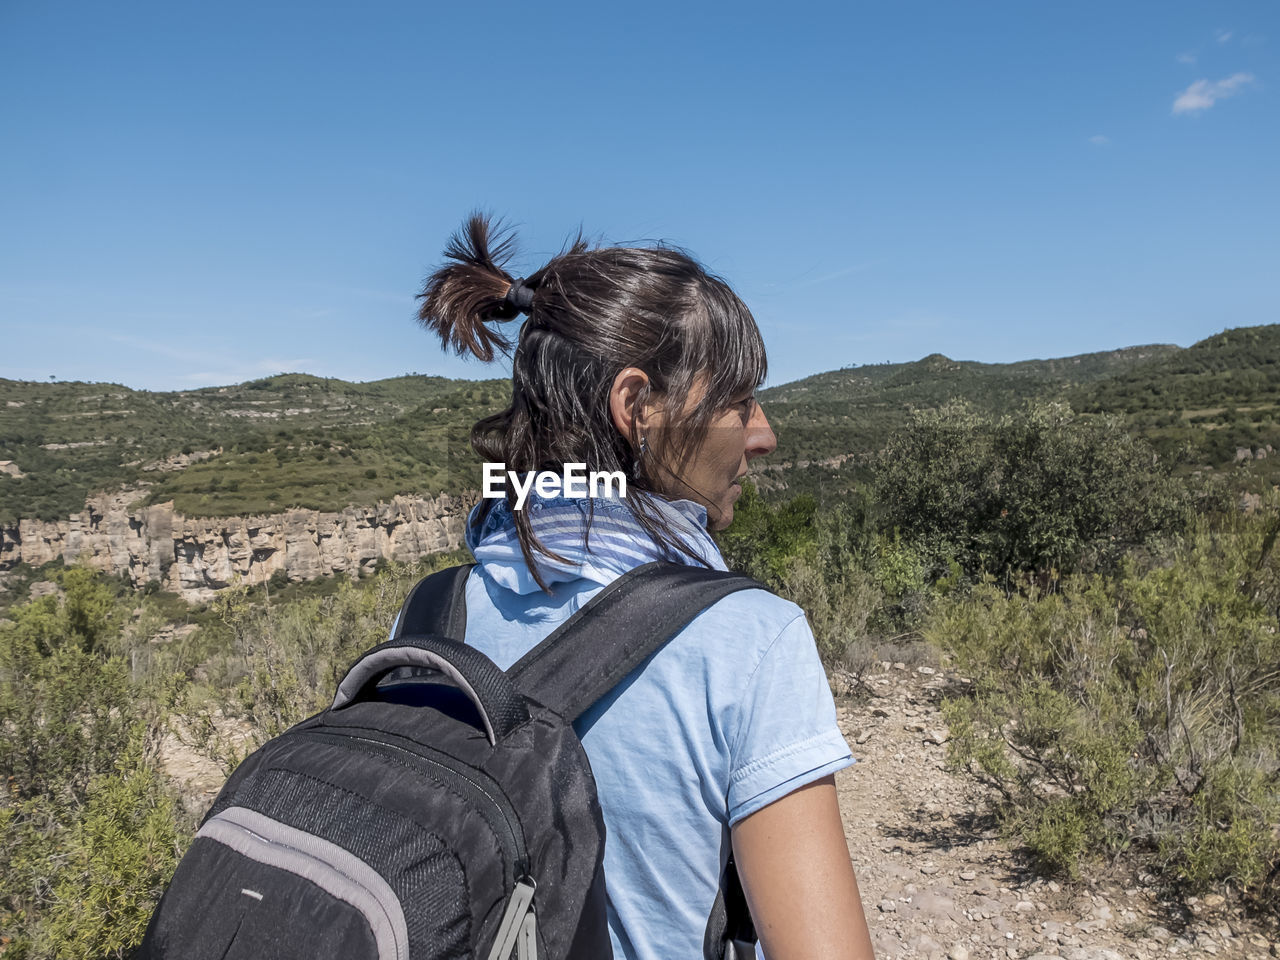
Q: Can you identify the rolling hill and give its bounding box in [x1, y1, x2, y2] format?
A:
[2, 326, 1276, 526]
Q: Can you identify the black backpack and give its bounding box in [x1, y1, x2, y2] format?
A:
[137, 561, 763, 960]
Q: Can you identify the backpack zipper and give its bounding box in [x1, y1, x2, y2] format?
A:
[295, 728, 530, 884]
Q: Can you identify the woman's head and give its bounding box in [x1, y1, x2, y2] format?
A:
[416, 215, 774, 578]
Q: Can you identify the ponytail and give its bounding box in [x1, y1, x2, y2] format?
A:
[416, 214, 527, 363]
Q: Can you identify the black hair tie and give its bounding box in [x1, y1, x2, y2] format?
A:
[504, 278, 536, 315]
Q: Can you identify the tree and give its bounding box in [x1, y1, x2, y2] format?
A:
[873, 401, 1186, 578]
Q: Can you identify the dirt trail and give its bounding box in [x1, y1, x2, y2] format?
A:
[834, 665, 1279, 960]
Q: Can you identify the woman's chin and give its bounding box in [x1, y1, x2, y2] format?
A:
[708, 499, 737, 532]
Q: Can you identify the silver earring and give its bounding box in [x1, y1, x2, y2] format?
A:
[633, 436, 648, 478]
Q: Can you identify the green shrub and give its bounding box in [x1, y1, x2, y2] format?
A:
[0, 572, 137, 799]
[199, 552, 470, 755]
[717, 482, 819, 586]
[933, 513, 1280, 903]
[0, 571, 185, 958]
[780, 557, 881, 664]
[37, 761, 184, 959]
[1159, 763, 1279, 893]
[874, 401, 1187, 579]
[718, 483, 906, 666]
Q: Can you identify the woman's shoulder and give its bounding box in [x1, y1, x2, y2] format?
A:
[694, 584, 808, 641]
[670, 583, 815, 680]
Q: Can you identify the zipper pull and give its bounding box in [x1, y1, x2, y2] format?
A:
[487, 878, 536, 960]
[518, 907, 538, 960]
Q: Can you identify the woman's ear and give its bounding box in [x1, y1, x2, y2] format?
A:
[609, 367, 661, 443]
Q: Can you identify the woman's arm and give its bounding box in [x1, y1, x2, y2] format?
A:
[731, 775, 875, 960]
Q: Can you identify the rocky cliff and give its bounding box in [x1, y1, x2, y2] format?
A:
[0, 489, 473, 601]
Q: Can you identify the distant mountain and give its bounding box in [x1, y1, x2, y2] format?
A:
[0, 373, 507, 523]
[759, 326, 1278, 501]
[758, 343, 1180, 478]
[1071, 324, 1280, 466]
[2, 327, 1276, 525]
[1077, 325, 1280, 413]
[764, 343, 1178, 404]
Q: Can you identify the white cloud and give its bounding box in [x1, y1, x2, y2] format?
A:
[1089, 135, 1110, 145]
[1172, 73, 1256, 114]
[1176, 52, 1197, 65]
[1215, 29, 1233, 44]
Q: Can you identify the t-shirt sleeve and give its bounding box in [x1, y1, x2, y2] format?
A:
[726, 612, 854, 825]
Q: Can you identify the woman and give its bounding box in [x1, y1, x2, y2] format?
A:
[417, 216, 875, 960]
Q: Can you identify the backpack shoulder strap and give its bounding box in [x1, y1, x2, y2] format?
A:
[509, 560, 766, 959]
[507, 561, 765, 722]
[703, 854, 758, 959]
[392, 563, 476, 641]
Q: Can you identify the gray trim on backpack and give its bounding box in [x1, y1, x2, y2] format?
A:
[486, 878, 537, 960]
[332, 647, 499, 744]
[196, 806, 409, 960]
[518, 910, 538, 960]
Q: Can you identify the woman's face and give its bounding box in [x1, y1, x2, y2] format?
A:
[655, 379, 778, 532]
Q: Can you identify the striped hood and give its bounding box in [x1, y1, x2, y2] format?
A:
[464, 489, 728, 595]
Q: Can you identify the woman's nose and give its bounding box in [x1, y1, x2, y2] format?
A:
[746, 403, 777, 459]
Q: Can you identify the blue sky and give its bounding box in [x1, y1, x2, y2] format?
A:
[1, 1, 1275, 391]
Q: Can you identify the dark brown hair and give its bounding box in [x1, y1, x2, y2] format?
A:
[417, 214, 767, 588]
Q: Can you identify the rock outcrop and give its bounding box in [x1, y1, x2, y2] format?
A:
[0, 489, 472, 601]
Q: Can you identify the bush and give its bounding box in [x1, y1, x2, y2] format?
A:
[716, 483, 935, 669]
[200, 553, 468, 755]
[717, 482, 819, 586]
[874, 401, 1187, 579]
[0, 572, 135, 798]
[36, 762, 184, 959]
[0, 570, 185, 958]
[933, 512, 1280, 902]
[780, 557, 881, 664]
[718, 483, 905, 664]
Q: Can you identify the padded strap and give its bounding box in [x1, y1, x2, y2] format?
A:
[506, 561, 763, 957]
[703, 856, 757, 959]
[393, 563, 475, 641]
[507, 561, 764, 723]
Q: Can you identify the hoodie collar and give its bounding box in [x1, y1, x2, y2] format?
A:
[466, 490, 728, 595]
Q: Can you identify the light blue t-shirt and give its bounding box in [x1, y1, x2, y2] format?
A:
[409, 493, 852, 959]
